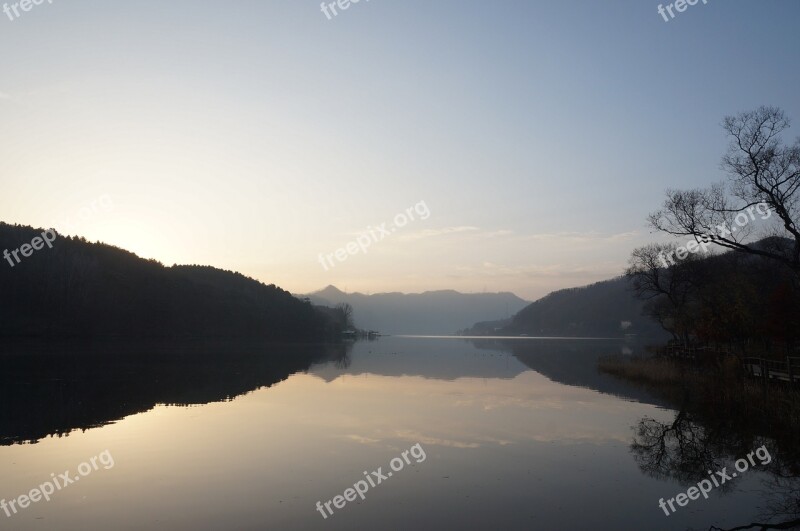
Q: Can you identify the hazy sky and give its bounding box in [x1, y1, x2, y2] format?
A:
[1, 0, 798, 300]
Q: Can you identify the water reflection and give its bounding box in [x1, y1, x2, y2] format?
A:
[0, 339, 349, 445]
[0, 336, 792, 530]
[632, 411, 730, 485]
[1, 336, 656, 447]
[631, 412, 800, 530]
[470, 337, 672, 407]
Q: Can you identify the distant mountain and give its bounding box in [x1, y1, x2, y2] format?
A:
[464, 277, 669, 339]
[304, 286, 530, 335]
[0, 223, 342, 340]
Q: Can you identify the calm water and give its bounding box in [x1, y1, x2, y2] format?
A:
[0, 337, 787, 530]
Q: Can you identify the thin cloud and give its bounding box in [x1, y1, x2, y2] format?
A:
[516, 230, 639, 243]
[454, 261, 625, 280]
[398, 226, 480, 241]
[403, 227, 639, 244]
[343, 434, 381, 445]
[393, 429, 481, 449]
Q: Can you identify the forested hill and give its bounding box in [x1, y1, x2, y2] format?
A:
[466, 277, 669, 339]
[0, 223, 338, 339]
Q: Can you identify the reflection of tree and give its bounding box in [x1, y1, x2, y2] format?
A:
[316, 341, 353, 370]
[334, 349, 352, 370]
[630, 411, 800, 530]
[631, 411, 729, 486]
[708, 497, 800, 531]
[747, 474, 800, 531]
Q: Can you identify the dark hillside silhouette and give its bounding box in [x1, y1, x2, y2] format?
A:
[465, 277, 669, 339]
[627, 237, 800, 349]
[0, 223, 343, 340]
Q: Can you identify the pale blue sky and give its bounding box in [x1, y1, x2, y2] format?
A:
[1, 0, 798, 299]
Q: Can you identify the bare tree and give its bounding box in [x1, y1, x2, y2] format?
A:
[335, 302, 354, 329]
[625, 243, 706, 342]
[649, 106, 800, 275]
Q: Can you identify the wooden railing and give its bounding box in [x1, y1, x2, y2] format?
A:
[660, 345, 730, 359]
[743, 356, 800, 384]
[658, 346, 800, 385]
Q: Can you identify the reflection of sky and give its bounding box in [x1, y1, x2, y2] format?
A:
[283, 371, 656, 447]
[0, 338, 777, 530]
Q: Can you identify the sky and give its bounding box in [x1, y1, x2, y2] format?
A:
[1, 0, 798, 300]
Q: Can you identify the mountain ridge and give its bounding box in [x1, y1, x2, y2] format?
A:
[303, 285, 530, 335]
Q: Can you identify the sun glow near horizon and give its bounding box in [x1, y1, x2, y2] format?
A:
[1, 1, 798, 300]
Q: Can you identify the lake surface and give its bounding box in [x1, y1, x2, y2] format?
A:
[0, 337, 787, 530]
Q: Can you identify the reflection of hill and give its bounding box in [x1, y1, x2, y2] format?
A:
[0, 340, 345, 445]
[2, 336, 672, 446]
[308, 337, 529, 382]
[306, 337, 671, 408]
[470, 339, 672, 407]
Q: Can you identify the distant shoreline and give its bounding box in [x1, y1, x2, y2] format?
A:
[394, 335, 622, 340]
